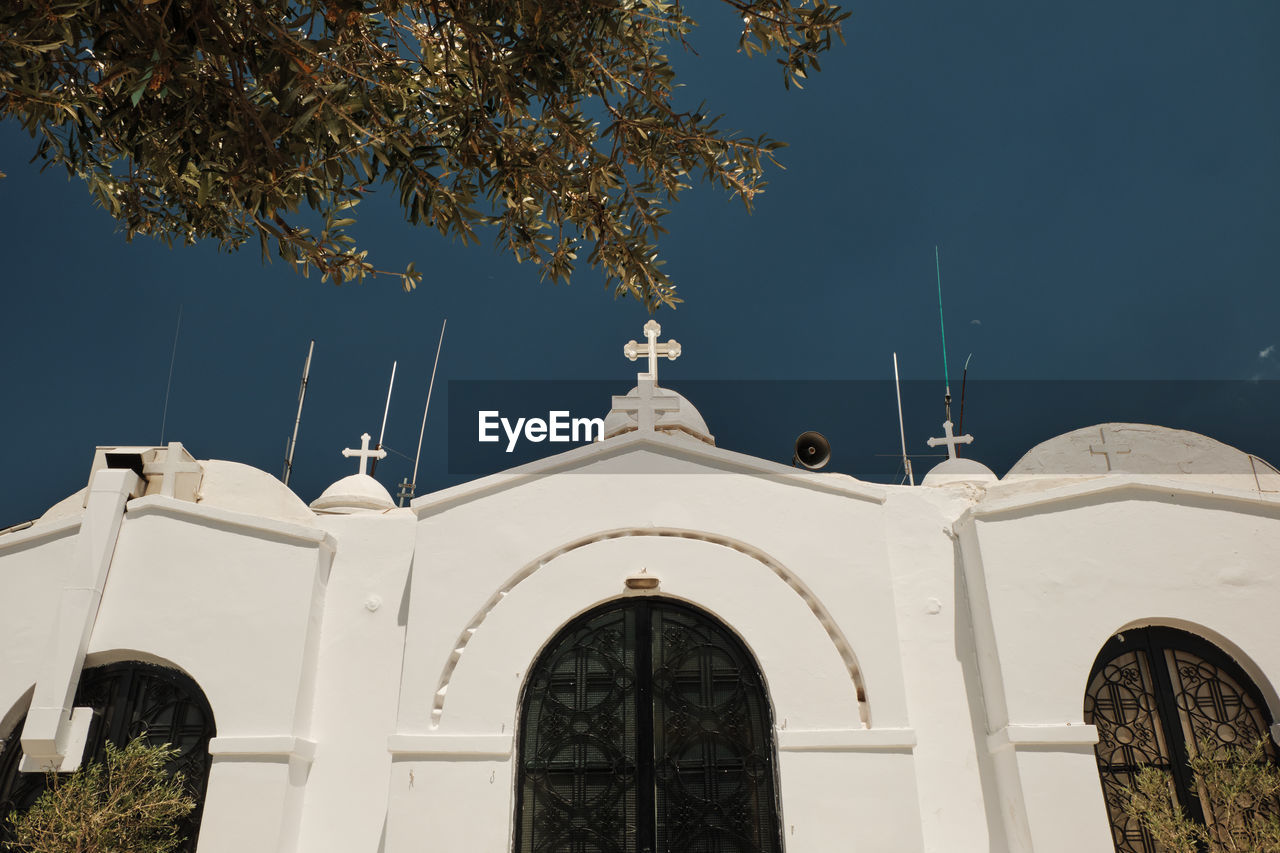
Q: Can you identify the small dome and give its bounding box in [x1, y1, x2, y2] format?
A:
[922, 457, 998, 487]
[603, 386, 714, 445]
[310, 474, 395, 513]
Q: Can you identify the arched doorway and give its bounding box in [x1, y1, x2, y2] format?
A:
[0, 661, 215, 851]
[1085, 626, 1278, 852]
[514, 597, 783, 853]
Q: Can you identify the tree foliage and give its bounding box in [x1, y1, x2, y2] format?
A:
[1125, 737, 1280, 853]
[0, 0, 847, 308]
[3, 737, 196, 853]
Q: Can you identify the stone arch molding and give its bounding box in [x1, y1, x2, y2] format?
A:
[430, 528, 870, 732]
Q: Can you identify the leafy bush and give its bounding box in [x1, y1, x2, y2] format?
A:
[3, 737, 195, 853]
[1126, 737, 1280, 853]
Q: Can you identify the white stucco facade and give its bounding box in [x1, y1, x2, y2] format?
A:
[2, 404, 1279, 852]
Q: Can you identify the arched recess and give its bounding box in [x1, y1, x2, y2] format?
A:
[1084, 624, 1279, 853]
[0, 659, 217, 852]
[0, 686, 36, 832]
[429, 527, 869, 729]
[514, 596, 783, 853]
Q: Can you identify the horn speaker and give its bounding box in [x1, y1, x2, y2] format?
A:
[793, 431, 831, 470]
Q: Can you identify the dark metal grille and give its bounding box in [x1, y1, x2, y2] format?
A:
[515, 598, 782, 853]
[0, 662, 215, 851]
[1085, 627, 1278, 853]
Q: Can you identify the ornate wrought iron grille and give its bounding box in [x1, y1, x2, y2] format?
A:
[515, 598, 782, 853]
[1084, 627, 1278, 853]
[0, 662, 215, 851]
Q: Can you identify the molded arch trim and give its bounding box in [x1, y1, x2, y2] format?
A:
[430, 528, 870, 729]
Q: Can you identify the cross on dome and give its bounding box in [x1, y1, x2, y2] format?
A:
[624, 320, 681, 384]
[927, 420, 974, 460]
[1089, 428, 1131, 471]
[611, 380, 682, 433]
[142, 441, 201, 498]
[342, 432, 387, 476]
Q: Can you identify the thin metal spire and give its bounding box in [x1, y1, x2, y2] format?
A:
[936, 245, 949, 393]
[370, 360, 397, 477]
[935, 245, 953, 422]
[402, 319, 447, 506]
[893, 352, 914, 486]
[160, 304, 183, 445]
[283, 340, 315, 486]
[958, 353, 972, 436]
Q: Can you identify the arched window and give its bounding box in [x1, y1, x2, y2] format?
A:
[0, 661, 215, 851]
[1084, 626, 1279, 852]
[515, 598, 783, 853]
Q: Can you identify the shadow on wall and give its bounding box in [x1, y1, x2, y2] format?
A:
[953, 537, 1010, 853]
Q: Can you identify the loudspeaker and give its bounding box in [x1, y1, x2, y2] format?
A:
[793, 431, 831, 470]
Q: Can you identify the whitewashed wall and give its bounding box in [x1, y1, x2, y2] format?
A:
[3, 429, 1280, 853]
[956, 478, 1280, 853]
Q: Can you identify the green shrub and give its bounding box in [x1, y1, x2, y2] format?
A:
[3, 737, 195, 853]
[1126, 737, 1280, 853]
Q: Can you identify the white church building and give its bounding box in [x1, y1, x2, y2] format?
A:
[2, 322, 1279, 853]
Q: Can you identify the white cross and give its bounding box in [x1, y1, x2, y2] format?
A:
[611, 380, 681, 433]
[342, 432, 387, 476]
[624, 320, 681, 383]
[1090, 428, 1131, 471]
[142, 441, 202, 498]
[926, 420, 974, 460]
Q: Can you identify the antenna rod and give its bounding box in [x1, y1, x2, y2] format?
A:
[283, 339, 315, 486]
[893, 352, 914, 486]
[160, 304, 183, 445]
[404, 319, 447, 506]
[935, 245, 952, 422]
[958, 353, 972, 437]
[370, 360, 397, 477]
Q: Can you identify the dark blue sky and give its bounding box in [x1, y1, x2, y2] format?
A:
[2, 2, 1278, 526]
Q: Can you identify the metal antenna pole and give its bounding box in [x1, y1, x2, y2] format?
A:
[160, 304, 183, 445]
[935, 245, 952, 422]
[370, 360, 397, 477]
[283, 340, 315, 486]
[893, 352, 914, 486]
[404, 319, 447, 506]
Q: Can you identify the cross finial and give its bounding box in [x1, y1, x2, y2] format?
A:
[926, 419, 974, 460]
[612, 379, 681, 433]
[1090, 428, 1131, 471]
[624, 320, 681, 384]
[342, 432, 387, 476]
[142, 441, 202, 499]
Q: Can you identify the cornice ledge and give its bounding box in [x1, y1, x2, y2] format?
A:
[777, 727, 917, 752]
[0, 515, 83, 553]
[387, 732, 512, 759]
[413, 431, 884, 517]
[127, 495, 336, 551]
[986, 723, 1099, 753]
[208, 735, 317, 763]
[964, 476, 1280, 523]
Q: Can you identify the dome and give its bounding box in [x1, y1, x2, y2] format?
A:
[922, 457, 998, 487]
[602, 386, 714, 445]
[310, 473, 395, 513]
[198, 460, 316, 524]
[1004, 423, 1280, 490]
